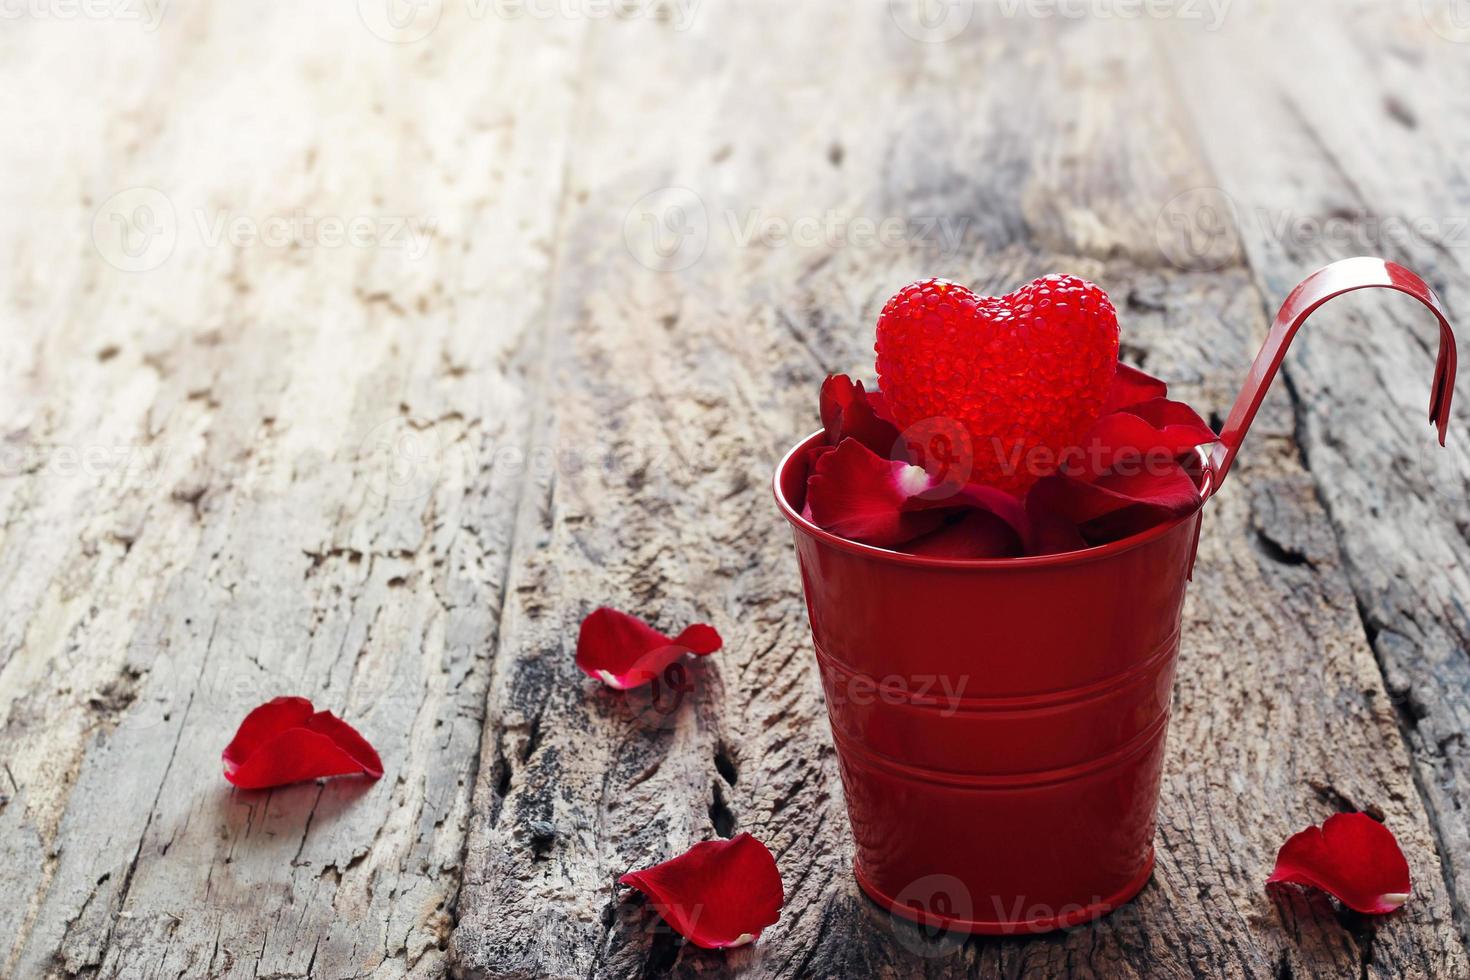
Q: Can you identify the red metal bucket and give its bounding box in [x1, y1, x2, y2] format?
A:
[772, 258, 1458, 935]
[775, 435, 1201, 933]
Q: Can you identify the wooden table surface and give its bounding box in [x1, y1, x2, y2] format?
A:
[4, 2, 1470, 977]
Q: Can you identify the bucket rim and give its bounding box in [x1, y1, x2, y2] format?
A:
[773, 430, 1204, 570]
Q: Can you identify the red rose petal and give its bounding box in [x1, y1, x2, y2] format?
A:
[806, 438, 946, 547]
[1020, 393, 1212, 547]
[793, 443, 833, 519]
[1121, 396, 1212, 433]
[1267, 813, 1411, 914]
[1102, 363, 1169, 413]
[575, 607, 722, 691]
[905, 510, 1022, 558]
[819, 375, 901, 456]
[619, 833, 784, 949]
[866, 388, 896, 427]
[222, 696, 314, 765]
[1028, 461, 1203, 528]
[1025, 496, 1088, 555]
[804, 367, 1212, 556]
[222, 697, 383, 790]
[303, 710, 386, 777]
[903, 482, 1033, 554]
[1090, 463, 1204, 515]
[1076, 502, 1193, 545]
[1116, 398, 1218, 453]
[1076, 401, 1217, 479]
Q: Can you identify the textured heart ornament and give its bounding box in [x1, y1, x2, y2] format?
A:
[875, 275, 1120, 494]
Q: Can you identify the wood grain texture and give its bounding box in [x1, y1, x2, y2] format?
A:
[449, 7, 1467, 979]
[1167, 1, 1470, 943]
[1, 3, 1467, 979]
[0, 4, 580, 977]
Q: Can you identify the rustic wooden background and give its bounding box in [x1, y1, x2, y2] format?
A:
[4, 1, 1470, 977]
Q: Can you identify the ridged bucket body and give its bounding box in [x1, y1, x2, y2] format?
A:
[775, 433, 1201, 934]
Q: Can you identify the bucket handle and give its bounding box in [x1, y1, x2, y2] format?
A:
[1201, 257, 1458, 500]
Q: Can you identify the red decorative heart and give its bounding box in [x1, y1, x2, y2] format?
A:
[875, 275, 1119, 494]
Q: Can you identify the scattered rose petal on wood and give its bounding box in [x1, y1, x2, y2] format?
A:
[1267, 812, 1411, 914]
[222, 697, 383, 790]
[575, 607, 722, 691]
[619, 833, 784, 949]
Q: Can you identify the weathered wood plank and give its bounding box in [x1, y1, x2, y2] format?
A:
[452, 7, 1466, 979]
[0, 6, 580, 977]
[1166, 2, 1470, 943]
[3, 4, 1467, 978]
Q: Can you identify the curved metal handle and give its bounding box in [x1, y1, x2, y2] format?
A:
[1202, 257, 1458, 499]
